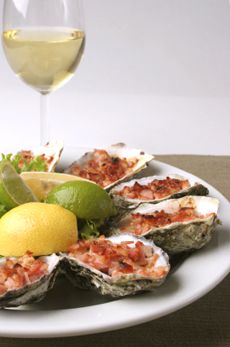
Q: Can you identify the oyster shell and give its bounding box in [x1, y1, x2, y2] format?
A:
[65, 143, 154, 189]
[16, 140, 63, 173]
[110, 174, 209, 209]
[0, 253, 60, 308]
[109, 196, 219, 254]
[62, 235, 170, 297]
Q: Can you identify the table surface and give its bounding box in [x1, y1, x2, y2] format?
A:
[0, 155, 229, 347]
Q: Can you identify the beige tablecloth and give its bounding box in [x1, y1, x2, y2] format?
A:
[1, 155, 229, 347]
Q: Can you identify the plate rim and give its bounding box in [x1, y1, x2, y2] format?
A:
[0, 153, 229, 338]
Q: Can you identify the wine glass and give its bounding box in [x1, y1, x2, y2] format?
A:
[2, 0, 85, 144]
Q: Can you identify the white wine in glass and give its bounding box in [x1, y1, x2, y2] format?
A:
[2, 0, 85, 144]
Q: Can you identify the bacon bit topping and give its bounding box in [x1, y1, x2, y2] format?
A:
[67, 149, 138, 188]
[40, 153, 54, 165]
[0, 252, 48, 296]
[18, 150, 51, 170]
[115, 177, 190, 200]
[68, 236, 168, 280]
[120, 208, 214, 235]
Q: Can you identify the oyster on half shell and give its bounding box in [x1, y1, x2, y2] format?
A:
[16, 140, 64, 173]
[110, 174, 209, 209]
[62, 235, 170, 297]
[65, 143, 154, 189]
[0, 253, 60, 308]
[109, 196, 219, 254]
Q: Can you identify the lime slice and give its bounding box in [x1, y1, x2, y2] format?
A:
[21, 171, 92, 201]
[0, 160, 38, 209]
[46, 180, 117, 220]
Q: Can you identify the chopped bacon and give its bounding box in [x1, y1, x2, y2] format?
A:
[67, 149, 138, 188]
[17, 150, 50, 171]
[0, 252, 48, 295]
[40, 153, 54, 164]
[115, 177, 190, 200]
[19, 150, 34, 161]
[0, 284, 6, 295]
[120, 208, 214, 236]
[118, 262, 134, 274]
[68, 236, 167, 280]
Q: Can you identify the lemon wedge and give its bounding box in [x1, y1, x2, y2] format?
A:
[0, 202, 77, 256]
[20, 171, 91, 201]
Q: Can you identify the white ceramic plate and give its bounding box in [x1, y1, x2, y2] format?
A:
[0, 147, 229, 338]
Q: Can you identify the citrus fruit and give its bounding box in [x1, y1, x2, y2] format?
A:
[0, 160, 37, 210]
[46, 180, 116, 220]
[21, 171, 92, 201]
[0, 202, 77, 256]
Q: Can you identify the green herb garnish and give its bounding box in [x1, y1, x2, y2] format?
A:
[79, 220, 101, 240]
[1, 153, 48, 173]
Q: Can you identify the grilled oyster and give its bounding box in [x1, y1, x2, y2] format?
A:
[62, 235, 170, 297]
[110, 175, 209, 209]
[13, 140, 63, 173]
[0, 253, 60, 308]
[109, 196, 219, 254]
[65, 143, 154, 189]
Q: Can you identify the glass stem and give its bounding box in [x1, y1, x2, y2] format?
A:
[40, 93, 49, 145]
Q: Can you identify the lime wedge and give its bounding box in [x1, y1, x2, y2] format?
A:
[0, 160, 38, 209]
[46, 180, 117, 220]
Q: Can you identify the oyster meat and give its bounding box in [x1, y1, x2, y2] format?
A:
[62, 235, 170, 297]
[65, 143, 154, 189]
[109, 196, 219, 254]
[110, 174, 209, 209]
[0, 252, 60, 308]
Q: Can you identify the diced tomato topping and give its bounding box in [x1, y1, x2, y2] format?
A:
[116, 177, 190, 200]
[0, 284, 7, 295]
[68, 236, 168, 280]
[0, 253, 48, 295]
[67, 149, 138, 188]
[118, 262, 134, 274]
[120, 208, 214, 235]
[18, 150, 50, 171]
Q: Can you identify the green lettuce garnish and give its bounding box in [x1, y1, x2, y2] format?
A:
[1, 153, 48, 173]
[79, 219, 101, 240]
